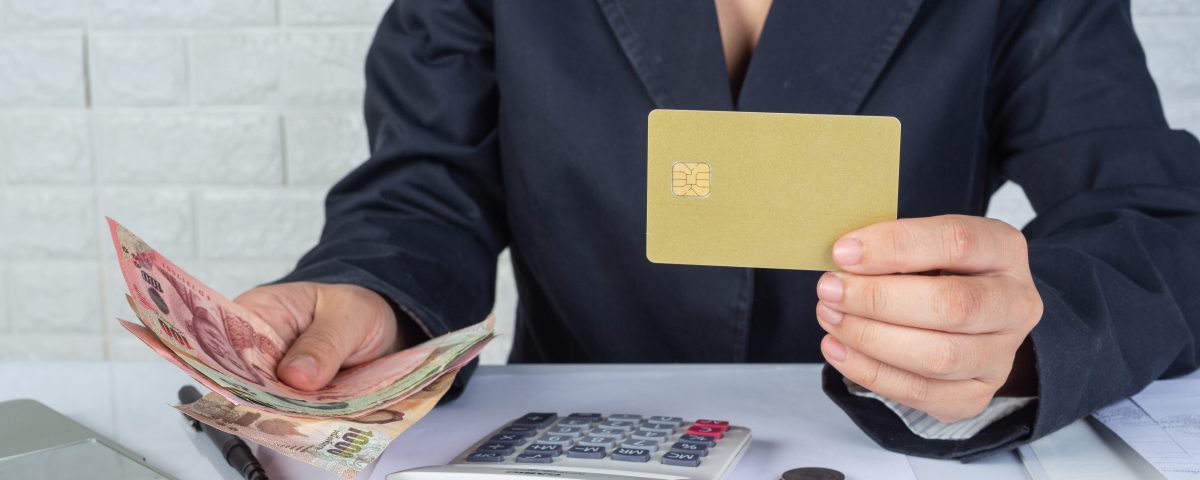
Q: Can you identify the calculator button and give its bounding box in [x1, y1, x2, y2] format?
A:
[566, 445, 607, 459]
[536, 435, 574, 447]
[630, 430, 669, 443]
[678, 434, 717, 447]
[590, 428, 627, 438]
[557, 418, 594, 427]
[686, 426, 724, 438]
[577, 436, 617, 448]
[515, 452, 555, 464]
[500, 426, 538, 437]
[525, 444, 563, 456]
[476, 443, 515, 456]
[546, 426, 585, 437]
[662, 451, 702, 467]
[621, 439, 659, 452]
[489, 434, 527, 446]
[694, 419, 729, 429]
[567, 413, 603, 420]
[597, 420, 637, 431]
[648, 416, 684, 426]
[640, 423, 676, 434]
[669, 442, 709, 457]
[609, 414, 642, 422]
[612, 447, 652, 463]
[467, 452, 506, 463]
[513, 412, 558, 428]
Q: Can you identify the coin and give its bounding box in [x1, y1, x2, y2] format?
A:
[780, 467, 846, 480]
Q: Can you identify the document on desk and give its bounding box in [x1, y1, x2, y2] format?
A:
[1093, 379, 1200, 479]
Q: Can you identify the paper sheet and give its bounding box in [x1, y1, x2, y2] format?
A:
[1093, 379, 1200, 479]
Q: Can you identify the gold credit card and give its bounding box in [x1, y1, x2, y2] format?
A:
[646, 109, 900, 271]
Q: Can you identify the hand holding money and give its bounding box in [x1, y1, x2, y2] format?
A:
[106, 218, 495, 478]
[234, 282, 417, 392]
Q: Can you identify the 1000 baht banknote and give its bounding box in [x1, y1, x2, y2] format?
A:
[107, 217, 495, 478]
[109, 218, 493, 417]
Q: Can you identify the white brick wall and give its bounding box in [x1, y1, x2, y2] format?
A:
[1, 114, 91, 182]
[0, 34, 85, 107]
[0, 2, 1194, 365]
[94, 113, 284, 183]
[0, 0, 394, 362]
[90, 35, 190, 106]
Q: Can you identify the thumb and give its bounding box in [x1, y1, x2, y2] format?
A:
[276, 314, 365, 391]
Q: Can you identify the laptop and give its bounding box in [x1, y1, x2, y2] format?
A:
[0, 399, 174, 479]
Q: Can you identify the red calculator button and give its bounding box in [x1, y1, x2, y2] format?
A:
[693, 420, 729, 431]
[686, 426, 724, 438]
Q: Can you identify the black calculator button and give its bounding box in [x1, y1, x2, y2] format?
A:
[577, 436, 617, 448]
[566, 445, 607, 459]
[678, 434, 717, 447]
[648, 416, 684, 426]
[624, 441, 662, 451]
[662, 451, 702, 467]
[513, 412, 558, 428]
[567, 413, 603, 420]
[501, 426, 538, 437]
[467, 452, 506, 463]
[669, 442, 709, 457]
[515, 452, 555, 464]
[525, 444, 563, 456]
[612, 447, 652, 463]
[476, 443, 515, 455]
[489, 434, 526, 446]
[630, 430, 668, 442]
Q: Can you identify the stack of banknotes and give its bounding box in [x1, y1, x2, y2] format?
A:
[106, 218, 495, 478]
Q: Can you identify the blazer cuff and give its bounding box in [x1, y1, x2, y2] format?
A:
[823, 365, 1037, 460]
[846, 379, 1035, 440]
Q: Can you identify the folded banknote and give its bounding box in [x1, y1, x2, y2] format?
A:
[107, 218, 494, 478]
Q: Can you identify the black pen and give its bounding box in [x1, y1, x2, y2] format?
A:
[178, 386, 270, 480]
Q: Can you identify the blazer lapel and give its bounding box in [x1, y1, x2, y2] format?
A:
[597, 0, 924, 115]
[739, 0, 925, 114]
[595, 0, 732, 110]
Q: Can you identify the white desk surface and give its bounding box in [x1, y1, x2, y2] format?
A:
[0, 362, 1048, 479]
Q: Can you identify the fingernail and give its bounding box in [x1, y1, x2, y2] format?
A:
[823, 336, 848, 362]
[816, 273, 844, 303]
[283, 355, 317, 380]
[833, 238, 863, 266]
[816, 302, 844, 325]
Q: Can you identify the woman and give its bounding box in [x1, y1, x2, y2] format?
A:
[234, 0, 1200, 459]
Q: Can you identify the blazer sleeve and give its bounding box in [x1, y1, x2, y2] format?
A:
[825, 0, 1200, 460]
[277, 0, 506, 394]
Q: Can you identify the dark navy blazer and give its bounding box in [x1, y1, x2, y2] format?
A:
[280, 0, 1200, 460]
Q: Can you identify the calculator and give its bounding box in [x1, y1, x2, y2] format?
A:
[387, 412, 751, 480]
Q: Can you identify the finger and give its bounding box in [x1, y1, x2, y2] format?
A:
[821, 335, 997, 423]
[832, 215, 1027, 275]
[817, 272, 1037, 334]
[277, 318, 363, 391]
[816, 304, 1011, 381]
[233, 284, 318, 344]
[277, 288, 396, 391]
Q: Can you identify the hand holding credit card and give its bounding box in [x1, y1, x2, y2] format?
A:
[646, 109, 901, 271]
